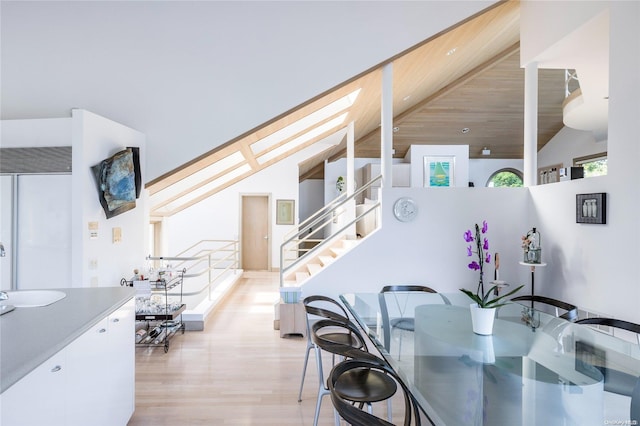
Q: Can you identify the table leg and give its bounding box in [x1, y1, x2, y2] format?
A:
[530, 266, 535, 309]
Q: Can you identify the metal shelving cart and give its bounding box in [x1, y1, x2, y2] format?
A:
[121, 268, 186, 353]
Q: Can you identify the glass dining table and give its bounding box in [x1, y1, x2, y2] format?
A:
[340, 292, 640, 426]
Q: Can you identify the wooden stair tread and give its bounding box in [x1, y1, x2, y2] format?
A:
[318, 255, 335, 266]
[307, 263, 322, 274]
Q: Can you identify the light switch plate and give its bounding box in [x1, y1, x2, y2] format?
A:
[89, 221, 99, 239]
[113, 227, 122, 243]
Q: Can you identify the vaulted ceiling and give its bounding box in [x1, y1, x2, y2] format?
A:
[147, 1, 566, 216]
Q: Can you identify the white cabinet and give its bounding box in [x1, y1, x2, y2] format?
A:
[67, 299, 135, 426]
[0, 349, 67, 425]
[107, 299, 136, 424]
[67, 316, 110, 424]
[0, 299, 134, 426]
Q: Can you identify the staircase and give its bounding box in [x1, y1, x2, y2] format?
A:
[282, 237, 360, 286]
[279, 175, 381, 288]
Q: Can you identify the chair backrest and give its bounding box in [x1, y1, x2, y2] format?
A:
[329, 357, 421, 426]
[378, 285, 444, 352]
[575, 317, 640, 345]
[511, 295, 578, 321]
[380, 285, 437, 294]
[303, 295, 350, 323]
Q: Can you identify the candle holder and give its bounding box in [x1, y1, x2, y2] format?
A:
[522, 227, 542, 264]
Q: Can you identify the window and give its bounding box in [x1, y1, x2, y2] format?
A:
[574, 153, 607, 178]
[486, 168, 523, 187]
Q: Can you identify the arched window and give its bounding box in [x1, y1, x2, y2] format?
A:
[486, 168, 523, 187]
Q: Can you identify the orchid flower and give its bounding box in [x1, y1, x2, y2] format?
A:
[461, 220, 498, 304]
[464, 230, 474, 243]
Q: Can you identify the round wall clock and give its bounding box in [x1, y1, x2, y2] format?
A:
[393, 197, 418, 222]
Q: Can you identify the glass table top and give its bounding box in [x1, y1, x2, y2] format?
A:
[340, 292, 640, 426]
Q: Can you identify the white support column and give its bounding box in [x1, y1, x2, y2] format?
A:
[346, 121, 355, 196]
[381, 63, 393, 188]
[523, 62, 538, 187]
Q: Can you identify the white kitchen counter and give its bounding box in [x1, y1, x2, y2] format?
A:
[0, 287, 135, 393]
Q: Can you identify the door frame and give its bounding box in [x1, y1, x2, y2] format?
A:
[239, 193, 272, 271]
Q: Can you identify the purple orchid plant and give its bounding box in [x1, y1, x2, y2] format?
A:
[460, 220, 523, 308]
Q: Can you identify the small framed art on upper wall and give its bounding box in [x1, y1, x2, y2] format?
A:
[576, 193, 606, 224]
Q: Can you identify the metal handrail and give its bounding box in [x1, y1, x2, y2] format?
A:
[279, 175, 382, 286]
[283, 192, 348, 241]
[283, 175, 382, 248]
[147, 239, 239, 301]
[282, 201, 379, 280]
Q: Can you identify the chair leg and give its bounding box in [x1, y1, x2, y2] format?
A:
[333, 407, 341, 426]
[312, 345, 330, 426]
[297, 337, 314, 402]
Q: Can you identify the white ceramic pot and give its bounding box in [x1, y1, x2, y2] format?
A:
[469, 303, 496, 335]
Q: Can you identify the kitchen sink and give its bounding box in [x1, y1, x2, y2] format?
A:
[0, 290, 66, 308]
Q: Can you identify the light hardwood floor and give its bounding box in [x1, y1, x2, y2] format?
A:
[127, 271, 338, 425]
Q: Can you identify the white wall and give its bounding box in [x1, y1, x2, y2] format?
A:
[324, 158, 404, 204]
[303, 186, 531, 300]
[538, 126, 607, 171]
[1, 112, 148, 288]
[527, 0, 640, 321]
[0, 118, 72, 147]
[305, 1, 640, 325]
[520, 0, 607, 67]
[164, 143, 330, 269]
[0, 1, 495, 181]
[71, 109, 148, 287]
[299, 179, 324, 222]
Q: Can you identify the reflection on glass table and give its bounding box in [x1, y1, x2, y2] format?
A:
[340, 292, 640, 426]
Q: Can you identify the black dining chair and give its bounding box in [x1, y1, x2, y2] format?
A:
[511, 295, 579, 321]
[298, 295, 355, 405]
[575, 317, 640, 344]
[575, 317, 640, 422]
[329, 354, 422, 426]
[378, 285, 446, 357]
[313, 319, 398, 426]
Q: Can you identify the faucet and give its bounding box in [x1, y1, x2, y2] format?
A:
[0, 291, 8, 301]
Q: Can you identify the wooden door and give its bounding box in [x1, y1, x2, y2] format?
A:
[241, 195, 269, 270]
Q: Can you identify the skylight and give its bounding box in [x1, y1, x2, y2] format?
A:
[256, 112, 349, 165]
[250, 88, 361, 155]
[150, 151, 245, 202]
[155, 164, 253, 214]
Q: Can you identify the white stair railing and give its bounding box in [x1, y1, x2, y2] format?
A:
[147, 239, 239, 301]
[279, 175, 382, 287]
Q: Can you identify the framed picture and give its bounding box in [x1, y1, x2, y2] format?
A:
[276, 199, 295, 225]
[576, 193, 606, 224]
[424, 156, 455, 187]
